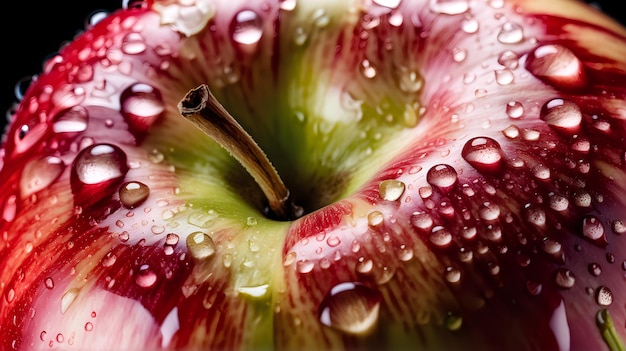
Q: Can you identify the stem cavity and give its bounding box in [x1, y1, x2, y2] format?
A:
[178, 84, 302, 220]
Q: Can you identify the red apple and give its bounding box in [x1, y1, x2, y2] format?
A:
[1, 0, 626, 350]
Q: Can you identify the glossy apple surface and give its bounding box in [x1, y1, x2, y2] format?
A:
[1, 0, 626, 350]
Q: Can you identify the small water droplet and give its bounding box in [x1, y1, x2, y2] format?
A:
[120, 83, 164, 137]
[44, 277, 55, 289]
[318, 282, 381, 336]
[461, 137, 503, 173]
[445, 266, 461, 283]
[526, 44, 586, 90]
[595, 286, 613, 306]
[186, 231, 216, 260]
[461, 16, 478, 33]
[231, 10, 263, 46]
[379, 179, 405, 201]
[611, 220, 626, 235]
[367, 211, 384, 227]
[581, 215, 607, 246]
[119, 181, 150, 209]
[588, 262, 602, 277]
[429, 0, 469, 15]
[430, 226, 452, 248]
[426, 164, 458, 191]
[101, 252, 117, 267]
[540, 98, 582, 134]
[498, 50, 519, 69]
[121, 32, 147, 54]
[554, 268, 575, 289]
[297, 260, 314, 273]
[20, 156, 65, 199]
[135, 264, 157, 288]
[279, 0, 296, 11]
[445, 312, 463, 331]
[373, 0, 401, 8]
[497, 22, 524, 44]
[396, 67, 423, 93]
[505, 100, 524, 119]
[495, 69, 514, 85]
[360, 59, 377, 78]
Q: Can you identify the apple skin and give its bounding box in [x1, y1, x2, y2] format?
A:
[1, 0, 626, 350]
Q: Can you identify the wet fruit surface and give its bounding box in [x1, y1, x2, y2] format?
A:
[1, 0, 626, 350]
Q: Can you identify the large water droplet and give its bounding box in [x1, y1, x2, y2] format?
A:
[135, 264, 157, 288]
[120, 83, 164, 137]
[430, 226, 452, 248]
[318, 282, 381, 336]
[379, 180, 405, 201]
[373, 0, 401, 8]
[70, 143, 129, 205]
[595, 286, 613, 306]
[426, 164, 458, 191]
[539, 98, 582, 135]
[429, 0, 469, 15]
[526, 44, 586, 90]
[186, 231, 216, 261]
[461, 137, 503, 173]
[230, 10, 263, 46]
[20, 156, 65, 198]
[121, 32, 147, 55]
[554, 268, 575, 289]
[119, 181, 150, 208]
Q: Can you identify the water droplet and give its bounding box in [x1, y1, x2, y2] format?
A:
[84, 322, 94, 332]
[595, 286, 613, 306]
[44, 277, 55, 289]
[20, 156, 65, 198]
[279, 0, 297, 11]
[502, 125, 520, 139]
[430, 226, 452, 248]
[356, 258, 374, 274]
[186, 231, 216, 260]
[373, 0, 401, 8]
[411, 212, 434, 232]
[238, 284, 270, 300]
[429, 0, 469, 15]
[135, 264, 157, 288]
[461, 137, 503, 173]
[524, 205, 546, 226]
[396, 67, 423, 93]
[120, 83, 164, 137]
[479, 202, 501, 221]
[445, 312, 463, 331]
[61, 288, 80, 313]
[497, 22, 523, 44]
[426, 164, 458, 191]
[360, 59, 377, 78]
[367, 211, 384, 227]
[119, 181, 150, 208]
[70, 143, 129, 204]
[318, 282, 381, 336]
[581, 215, 607, 246]
[445, 266, 461, 283]
[297, 260, 314, 273]
[379, 180, 405, 201]
[554, 268, 575, 289]
[121, 32, 147, 54]
[526, 280, 542, 295]
[13, 120, 47, 155]
[505, 101, 524, 119]
[461, 16, 478, 33]
[498, 50, 519, 69]
[588, 262, 602, 277]
[611, 220, 626, 235]
[540, 98, 582, 134]
[53, 106, 89, 133]
[495, 69, 514, 85]
[526, 44, 586, 90]
[549, 193, 569, 212]
[230, 10, 263, 45]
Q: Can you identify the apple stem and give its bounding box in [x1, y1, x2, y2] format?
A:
[178, 84, 302, 220]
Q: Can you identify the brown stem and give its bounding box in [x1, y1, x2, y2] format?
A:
[178, 84, 301, 220]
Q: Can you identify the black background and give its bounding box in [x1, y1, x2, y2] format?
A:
[1, 0, 625, 131]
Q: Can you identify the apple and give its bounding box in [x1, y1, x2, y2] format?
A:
[1, 0, 626, 350]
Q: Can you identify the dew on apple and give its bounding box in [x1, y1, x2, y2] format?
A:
[526, 44, 586, 90]
[540, 98, 582, 135]
[497, 22, 524, 44]
[378, 179, 406, 201]
[461, 137, 503, 173]
[611, 219, 626, 234]
[554, 268, 575, 289]
[318, 282, 381, 336]
[135, 264, 158, 288]
[19, 156, 65, 199]
[60, 288, 80, 314]
[581, 215, 607, 245]
[186, 231, 216, 260]
[461, 16, 478, 33]
[430, 226, 452, 248]
[595, 286, 613, 306]
[119, 181, 150, 209]
[429, 0, 469, 15]
[426, 164, 458, 191]
[120, 83, 165, 136]
[367, 210, 384, 227]
[121, 32, 147, 55]
[230, 10, 263, 46]
[494, 68, 514, 85]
